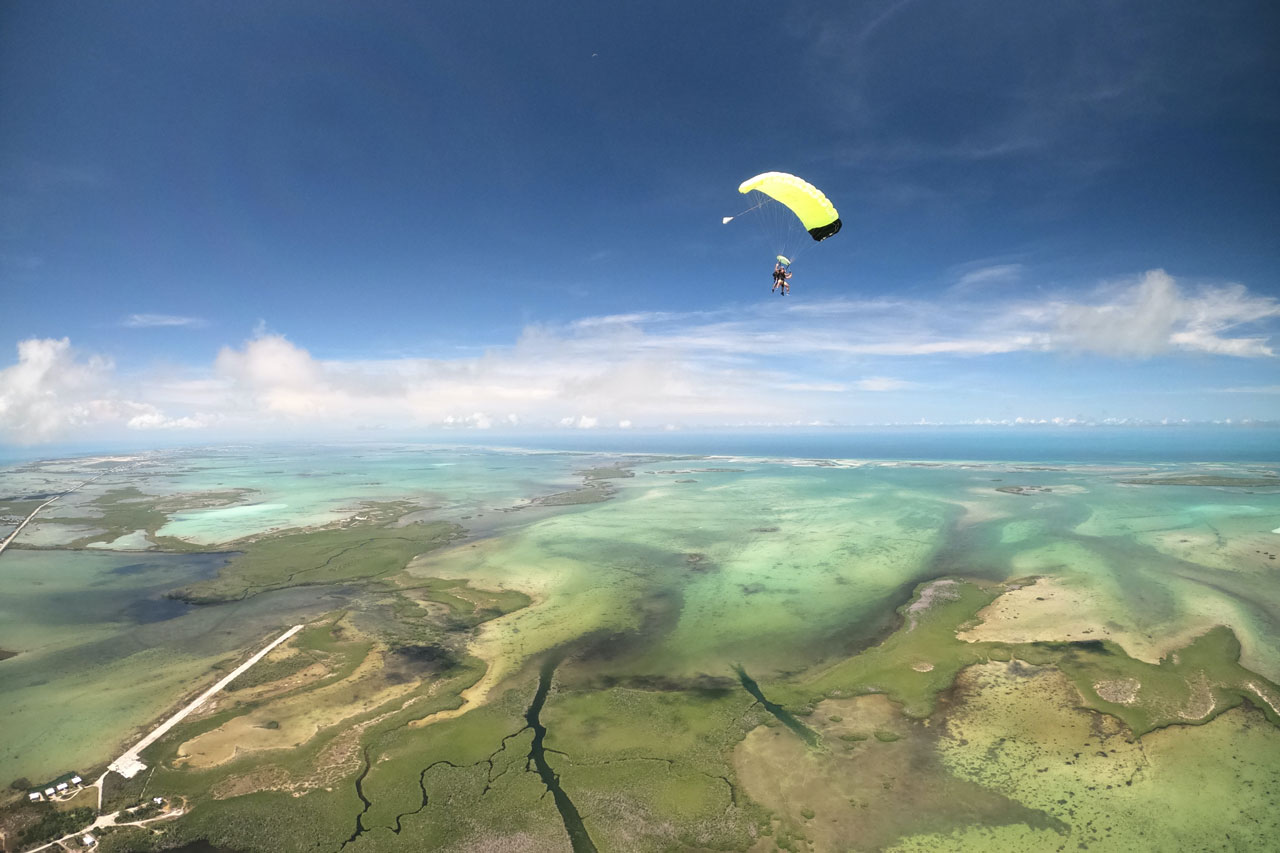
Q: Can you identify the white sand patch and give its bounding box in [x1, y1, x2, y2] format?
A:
[1245, 681, 1280, 716]
[1093, 678, 1140, 704]
[85, 529, 154, 550]
[951, 495, 1013, 526]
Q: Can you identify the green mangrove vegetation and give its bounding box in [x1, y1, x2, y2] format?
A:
[3, 448, 1279, 852]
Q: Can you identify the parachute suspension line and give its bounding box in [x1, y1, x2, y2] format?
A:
[748, 192, 809, 267]
[723, 199, 767, 225]
[735, 172, 842, 270]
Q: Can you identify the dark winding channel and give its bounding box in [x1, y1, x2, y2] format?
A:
[338, 657, 596, 850]
[339, 748, 374, 849]
[733, 665, 819, 747]
[527, 656, 598, 853]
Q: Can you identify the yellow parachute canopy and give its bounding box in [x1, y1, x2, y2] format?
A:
[738, 172, 841, 241]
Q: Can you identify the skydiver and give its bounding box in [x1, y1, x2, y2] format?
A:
[772, 262, 792, 295]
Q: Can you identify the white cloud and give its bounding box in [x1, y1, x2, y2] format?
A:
[1051, 270, 1277, 357]
[955, 263, 1023, 290]
[1052, 270, 1181, 356]
[854, 377, 912, 391]
[124, 314, 205, 328]
[2, 269, 1276, 444]
[126, 407, 210, 430]
[0, 338, 198, 443]
[0, 338, 112, 441]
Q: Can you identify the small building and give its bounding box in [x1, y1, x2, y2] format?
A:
[153, 797, 164, 805]
[28, 791, 41, 802]
[82, 834, 97, 847]
[70, 775, 83, 785]
[44, 787, 55, 797]
[56, 782, 69, 792]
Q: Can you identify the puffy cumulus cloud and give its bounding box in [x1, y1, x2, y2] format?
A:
[558, 416, 597, 429]
[0, 338, 197, 443]
[442, 413, 492, 429]
[0, 338, 108, 441]
[126, 407, 211, 430]
[213, 334, 373, 419]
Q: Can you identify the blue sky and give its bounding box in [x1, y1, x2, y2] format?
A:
[2, 0, 1278, 444]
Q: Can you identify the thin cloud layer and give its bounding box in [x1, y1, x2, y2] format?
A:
[1, 270, 1276, 443]
[1051, 270, 1277, 357]
[123, 314, 206, 328]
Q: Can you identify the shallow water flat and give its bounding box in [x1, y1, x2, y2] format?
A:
[1, 443, 1277, 852]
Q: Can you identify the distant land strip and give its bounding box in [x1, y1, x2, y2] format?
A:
[0, 470, 115, 558]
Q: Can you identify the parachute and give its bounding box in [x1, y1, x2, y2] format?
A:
[737, 172, 841, 242]
[725, 172, 841, 272]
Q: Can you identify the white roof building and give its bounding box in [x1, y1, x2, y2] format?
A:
[71, 775, 83, 785]
[82, 834, 97, 846]
[56, 782, 69, 791]
[28, 792, 41, 801]
[44, 787, 55, 796]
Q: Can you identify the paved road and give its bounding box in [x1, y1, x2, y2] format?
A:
[104, 624, 305, 782]
[0, 468, 119, 558]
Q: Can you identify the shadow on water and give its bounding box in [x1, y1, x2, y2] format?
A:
[733, 665, 819, 747]
[119, 595, 192, 623]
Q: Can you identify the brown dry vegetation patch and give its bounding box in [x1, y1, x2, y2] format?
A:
[210, 693, 429, 800]
[178, 641, 421, 769]
[958, 576, 1216, 665]
[733, 694, 1057, 851]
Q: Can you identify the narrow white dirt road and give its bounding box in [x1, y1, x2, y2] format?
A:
[104, 624, 305, 782]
